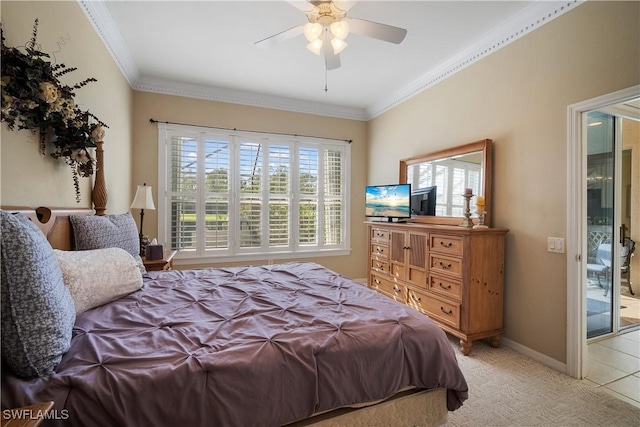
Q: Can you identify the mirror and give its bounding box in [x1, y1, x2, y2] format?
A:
[399, 139, 493, 226]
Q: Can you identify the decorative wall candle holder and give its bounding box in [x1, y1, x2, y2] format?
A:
[474, 210, 488, 228]
[459, 192, 474, 228]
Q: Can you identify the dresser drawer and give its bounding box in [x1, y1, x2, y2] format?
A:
[428, 274, 462, 301]
[407, 288, 460, 328]
[429, 254, 463, 279]
[371, 227, 390, 243]
[371, 243, 389, 260]
[370, 258, 390, 275]
[370, 274, 406, 302]
[430, 234, 464, 257]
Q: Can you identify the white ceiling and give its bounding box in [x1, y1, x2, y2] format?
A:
[80, 0, 582, 120]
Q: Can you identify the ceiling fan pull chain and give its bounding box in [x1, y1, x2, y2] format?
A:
[324, 65, 328, 92]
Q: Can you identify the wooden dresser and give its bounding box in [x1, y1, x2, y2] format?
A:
[367, 221, 508, 355]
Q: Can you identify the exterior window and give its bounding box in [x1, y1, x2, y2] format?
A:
[158, 123, 351, 263]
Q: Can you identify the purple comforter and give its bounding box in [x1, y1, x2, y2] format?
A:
[2, 262, 468, 426]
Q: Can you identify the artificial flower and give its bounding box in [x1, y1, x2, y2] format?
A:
[39, 82, 58, 104]
[1, 19, 108, 203]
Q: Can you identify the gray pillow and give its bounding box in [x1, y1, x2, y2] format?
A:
[0, 210, 76, 379]
[69, 213, 145, 273]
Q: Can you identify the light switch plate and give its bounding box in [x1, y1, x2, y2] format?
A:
[547, 237, 565, 253]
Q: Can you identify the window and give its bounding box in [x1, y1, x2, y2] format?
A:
[157, 123, 351, 263]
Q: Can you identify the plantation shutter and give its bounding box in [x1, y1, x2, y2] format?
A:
[159, 123, 350, 262]
[203, 137, 230, 250]
[169, 133, 198, 252]
[298, 147, 318, 246]
[323, 147, 343, 246]
[268, 144, 291, 248]
[239, 141, 263, 249]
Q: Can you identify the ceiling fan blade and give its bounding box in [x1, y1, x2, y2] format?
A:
[287, 1, 316, 12]
[333, 1, 356, 11]
[346, 17, 407, 44]
[322, 40, 341, 70]
[254, 24, 304, 48]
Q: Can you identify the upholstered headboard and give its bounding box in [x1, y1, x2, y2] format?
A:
[1, 207, 94, 250]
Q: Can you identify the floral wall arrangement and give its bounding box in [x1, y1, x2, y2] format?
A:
[1, 19, 107, 203]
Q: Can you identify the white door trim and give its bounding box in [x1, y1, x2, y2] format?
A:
[566, 85, 640, 379]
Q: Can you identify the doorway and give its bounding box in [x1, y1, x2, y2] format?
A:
[584, 113, 640, 339]
[566, 85, 640, 379]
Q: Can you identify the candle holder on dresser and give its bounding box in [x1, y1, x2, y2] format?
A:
[460, 190, 474, 228]
[474, 211, 488, 228]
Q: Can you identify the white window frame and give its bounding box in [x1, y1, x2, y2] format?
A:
[157, 123, 351, 265]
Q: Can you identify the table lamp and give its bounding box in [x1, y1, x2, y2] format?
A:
[130, 183, 156, 256]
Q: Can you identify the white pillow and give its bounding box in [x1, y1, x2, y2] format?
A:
[54, 248, 143, 314]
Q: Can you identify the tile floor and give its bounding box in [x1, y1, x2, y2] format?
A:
[585, 329, 640, 409]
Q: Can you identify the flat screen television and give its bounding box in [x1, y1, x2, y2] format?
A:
[411, 185, 437, 216]
[365, 184, 411, 222]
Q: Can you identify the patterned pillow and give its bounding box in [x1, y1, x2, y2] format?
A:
[54, 248, 143, 314]
[0, 210, 76, 379]
[70, 213, 145, 273]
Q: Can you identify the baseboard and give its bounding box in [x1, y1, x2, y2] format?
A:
[502, 337, 568, 374]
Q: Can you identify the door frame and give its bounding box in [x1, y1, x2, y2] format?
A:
[566, 85, 640, 379]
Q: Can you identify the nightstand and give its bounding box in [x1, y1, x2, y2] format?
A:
[1, 401, 54, 427]
[142, 249, 177, 271]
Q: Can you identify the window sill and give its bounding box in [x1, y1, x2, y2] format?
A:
[173, 249, 352, 267]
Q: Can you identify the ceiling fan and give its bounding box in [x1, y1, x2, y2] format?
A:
[254, 0, 408, 70]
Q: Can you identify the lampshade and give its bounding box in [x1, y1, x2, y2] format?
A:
[330, 20, 349, 39]
[331, 38, 347, 55]
[304, 22, 323, 42]
[130, 184, 156, 210]
[307, 38, 323, 55]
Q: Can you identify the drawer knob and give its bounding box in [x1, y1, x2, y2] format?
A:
[440, 306, 453, 315]
[375, 279, 381, 285]
[439, 241, 453, 248]
[393, 286, 400, 293]
[439, 261, 452, 269]
[439, 282, 451, 290]
[411, 294, 421, 302]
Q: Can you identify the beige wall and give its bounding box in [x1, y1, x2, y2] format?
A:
[0, 1, 133, 213]
[132, 91, 368, 278]
[367, 1, 640, 363]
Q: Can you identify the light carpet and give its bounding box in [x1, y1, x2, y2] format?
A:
[444, 336, 640, 427]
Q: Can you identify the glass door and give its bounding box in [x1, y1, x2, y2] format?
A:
[585, 111, 616, 339]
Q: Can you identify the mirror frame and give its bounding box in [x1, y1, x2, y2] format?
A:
[399, 139, 493, 226]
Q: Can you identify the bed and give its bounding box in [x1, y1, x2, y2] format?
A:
[1, 207, 468, 426]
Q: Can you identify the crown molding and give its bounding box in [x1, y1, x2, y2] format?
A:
[80, 0, 583, 122]
[133, 76, 369, 121]
[366, 0, 584, 119]
[78, 0, 140, 85]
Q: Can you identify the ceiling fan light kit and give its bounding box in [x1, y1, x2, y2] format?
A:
[303, 7, 349, 56]
[307, 38, 324, 55]
[303, 22, 323, 41]
[330, 37, 347, 55]
[256, 0, 407, 70]
[330, 20, 349, 40]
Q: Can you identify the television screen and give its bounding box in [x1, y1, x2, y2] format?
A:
[365, 184, 411, 221]
[411, 185, 437, 216]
